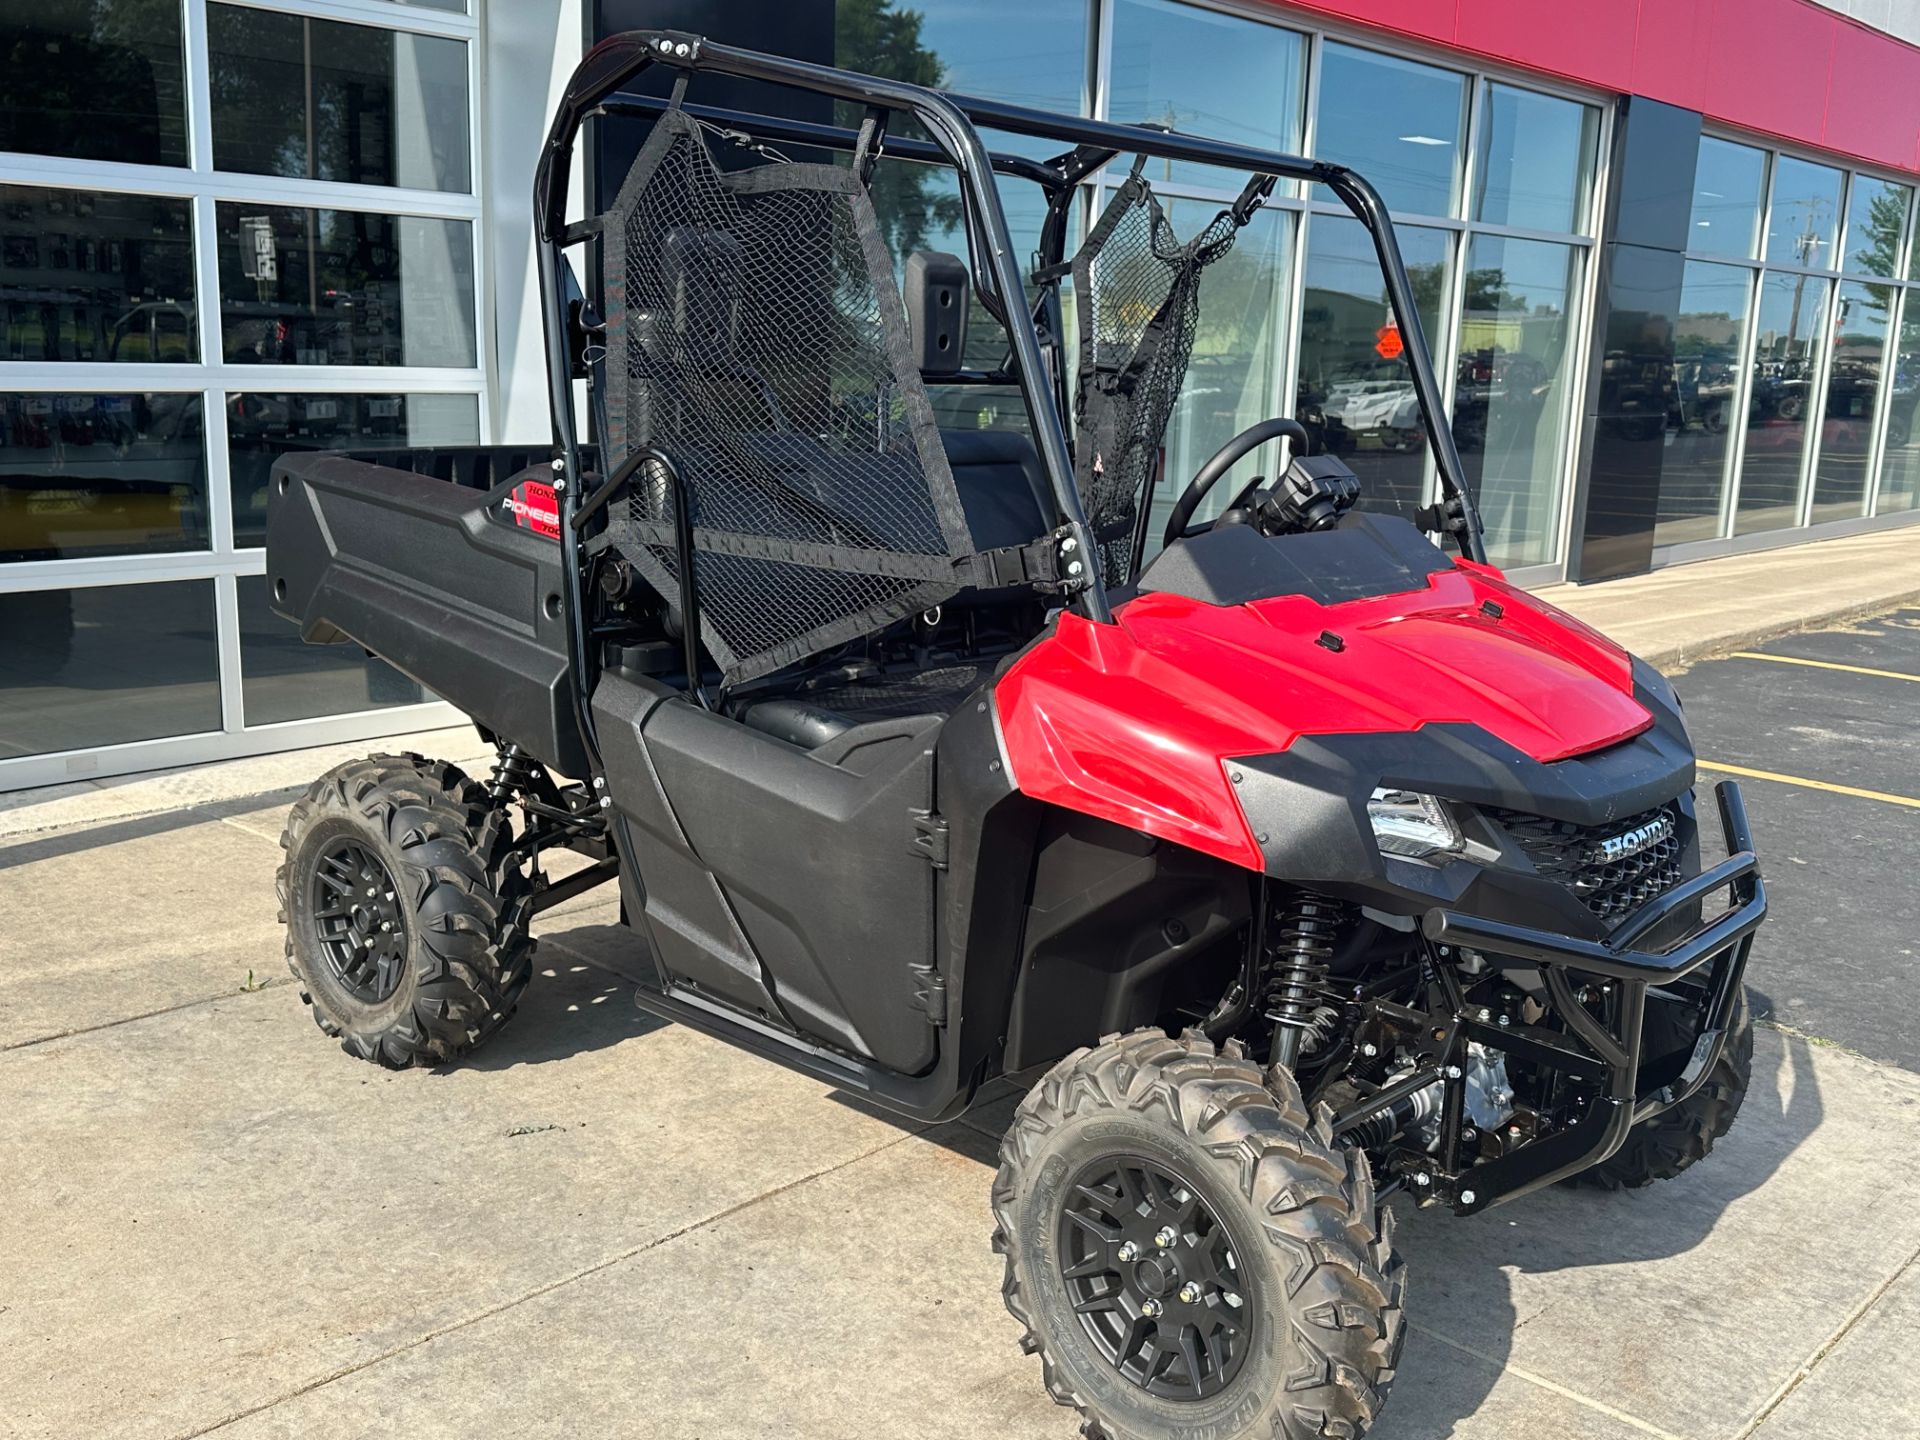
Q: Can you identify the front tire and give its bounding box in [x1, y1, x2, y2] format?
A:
[278, 753, 533, 1068]
[1581, 988, 1753, 1190]
[991, 1029, 1405, 1440]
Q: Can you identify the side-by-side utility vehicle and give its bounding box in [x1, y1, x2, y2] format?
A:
[267, 33, 1767, 1439]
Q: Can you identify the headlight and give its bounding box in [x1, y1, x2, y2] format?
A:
[1368, 787, 1464, 860]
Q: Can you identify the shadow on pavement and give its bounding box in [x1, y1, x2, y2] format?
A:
[452, 937, 667, 1071]
[888, 1002, 1823, 1438]
[477, 919, 1825, 1437]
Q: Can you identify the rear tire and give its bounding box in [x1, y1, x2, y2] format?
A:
[278, 753, 534, 1068]
[1580, 988, 1753, 1190]
[991, 1028, 1405, 1440]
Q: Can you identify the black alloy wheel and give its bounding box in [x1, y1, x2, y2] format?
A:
[309, 839, 409, 1004]
[993, 1029, 1404, 1440]
[279, 753, 535, 1068]
[1056, 1155, 1250, 1399]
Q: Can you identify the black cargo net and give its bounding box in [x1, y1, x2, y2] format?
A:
[601, 108, 976, 687]
[1071, 163, 1267, 585]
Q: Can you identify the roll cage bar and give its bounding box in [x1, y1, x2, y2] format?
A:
[532, 30, 1487, 763]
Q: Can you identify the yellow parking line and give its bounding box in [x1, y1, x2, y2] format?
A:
[1698, 760, 1920, 810]
[1728, 651, 1920, 684]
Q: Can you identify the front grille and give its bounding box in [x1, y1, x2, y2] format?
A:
[1489, 802, 1683, 923]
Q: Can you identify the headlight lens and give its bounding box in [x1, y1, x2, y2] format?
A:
[1368, 787, 1464, 860]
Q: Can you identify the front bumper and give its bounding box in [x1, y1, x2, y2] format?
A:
[1340, 781, 1765, 1214]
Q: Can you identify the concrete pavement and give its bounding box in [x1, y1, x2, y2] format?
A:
[1532, 521, 1920, 670]
[4, 794, 1920, 1439]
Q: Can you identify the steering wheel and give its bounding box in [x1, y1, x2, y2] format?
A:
[1162, 417, 1311, 549]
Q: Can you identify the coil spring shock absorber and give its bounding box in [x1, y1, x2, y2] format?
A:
[1266, 890, 1344, 1071]
[488, 741, 537, 804]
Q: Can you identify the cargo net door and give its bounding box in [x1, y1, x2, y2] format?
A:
[1071, 163, 1263, 585]
[602, 108, 977, 687]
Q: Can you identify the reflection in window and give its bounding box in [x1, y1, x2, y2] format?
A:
[1810, 280, 1895, 525]
[1658, 263, 1750, 548]
[1841, 177, 1911, 279]
[1296, 216, 1449, 521]
[1452, 237, 1580, 568]
[0, 393, 206, 562]
[1764, 156, 1843, 269]
[0, 580, 219, 758]
[1879, 296, 1920, 514]
[0, 0, 188, 168]
[834, 0, 1086, 168]
[1107, 0, 1304, 192]
[1688, 138, 1768, 260]
[238, 574, 424, 726]
[207, 5, 470, 193]
[1473, 85, 1598, 236]
[1735, 271, 1829, 534]
[1, 186, 196, 364]
[215, 204, 475, 368]
[1147, 203, 1292, 544]
[227, 391, 479, 547]
[1314, 44, 1466, 218]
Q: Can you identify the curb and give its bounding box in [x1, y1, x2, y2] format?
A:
[1644, 587, 1920, 673]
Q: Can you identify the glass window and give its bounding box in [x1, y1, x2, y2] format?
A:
[1735, 271, 1830, 534]
[1878, 293, 1920, 514]
[1296, 215, 1450, 521]
[0, 580, 219, 758]
[1314, 44, 1466, 218]
[207, 5, 471, 193]
[1658, 262, 1751, 548]
[1473, 84, 1599, 236]
[0, 393, 206, 562]
[0, 0, 188, 168]
[228, 391, 480, 547]
[1841, 176, 1911, 279]
[1107, 0, 1304, 192]
[835, 0, 1086, 169]
[238, 574, 424, 726]
[1451, 236, 1580, 568]
[2, 186, 196, 364]
[215, 205, 476, 368]
[1689, 138, 1768, 260]
[1809, 279, 1895, 525]
[1147, 202, 1293, 544]
[1764, 155, 1843, 269]
[902, 0, 1084, 112]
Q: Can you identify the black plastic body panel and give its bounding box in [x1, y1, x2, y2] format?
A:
[1004, 811, 1248, 1070]
[1137, 510, 1452, 607]
[593, 670, 942, 1073]
[265, 451, 589, 776]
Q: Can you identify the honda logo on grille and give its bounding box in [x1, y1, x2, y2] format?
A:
[1594, 813, 1674, 864]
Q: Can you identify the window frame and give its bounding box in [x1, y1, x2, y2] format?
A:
[0, 0, 480, 789]
[1671, 127, 1920, 554]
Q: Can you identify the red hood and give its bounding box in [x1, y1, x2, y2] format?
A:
[994, 563, 1651, 870]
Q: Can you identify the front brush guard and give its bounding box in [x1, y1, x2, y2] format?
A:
[1341, 781, 1765, 1215]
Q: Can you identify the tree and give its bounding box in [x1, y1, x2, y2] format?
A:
[834, 0, 963, 258]
[1850, 186, 1909, 320]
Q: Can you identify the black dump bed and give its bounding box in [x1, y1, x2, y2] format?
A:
[265, 448, 589, 777]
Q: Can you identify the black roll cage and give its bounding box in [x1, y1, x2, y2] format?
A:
[533, 29, 1487, 768]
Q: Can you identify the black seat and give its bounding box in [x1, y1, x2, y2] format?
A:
[942, 428, 1051, 551]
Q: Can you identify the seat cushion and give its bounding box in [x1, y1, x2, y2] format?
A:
[942, 428, 1050, 551]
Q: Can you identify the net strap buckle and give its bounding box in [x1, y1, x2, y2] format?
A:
[965, 525, 1084, 595]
